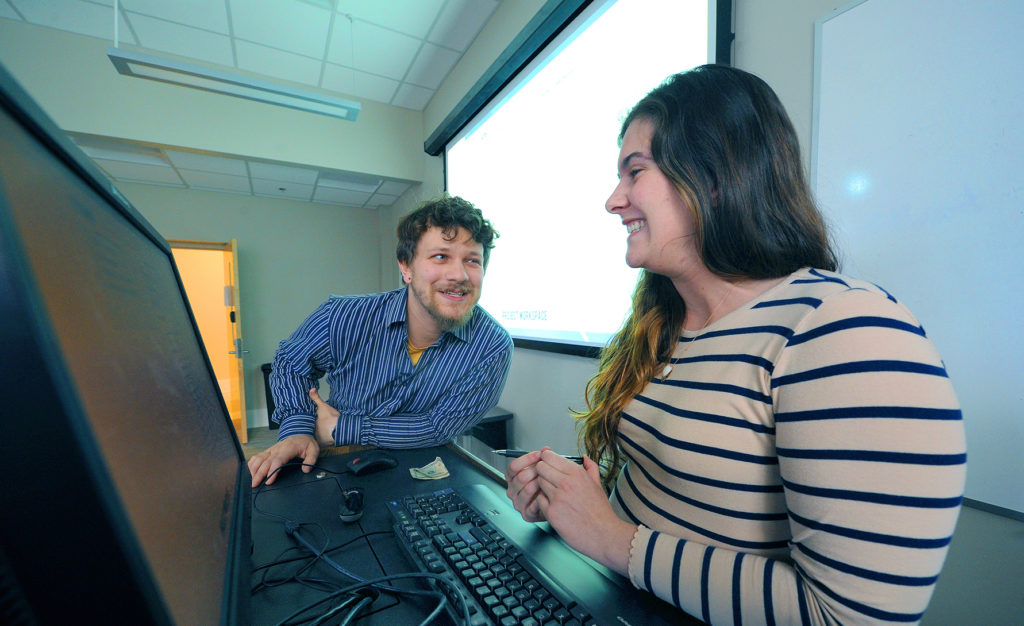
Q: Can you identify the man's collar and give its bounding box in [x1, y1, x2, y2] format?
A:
[383, 286, 409, 326]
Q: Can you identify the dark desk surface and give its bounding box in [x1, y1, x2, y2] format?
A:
[249, 443, 693, 625]
[250, 444, 508, 625]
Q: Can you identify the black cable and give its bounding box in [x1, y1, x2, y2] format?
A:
[335, 591, 377, 626]
[273, 573, 467, 626]
[252, 461, 348, 522]
[252, 530, 395, 581]
[254, 461, 471, 624]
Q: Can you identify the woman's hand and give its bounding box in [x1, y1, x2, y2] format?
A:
[506, 449, 636, 575]
[505, 447, 550, 522]
[533, 450, 635, 574]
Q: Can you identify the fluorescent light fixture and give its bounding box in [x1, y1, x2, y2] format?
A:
[107, 47, 360, 122]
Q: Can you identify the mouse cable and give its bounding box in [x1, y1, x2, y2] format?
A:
[253, 461, 347, 523]
[253, 462, 469, 623]
[334, 590, 378, 626]
[252, 543, 341, 596]
[287, 525, 471, 625]
[253, 530, 395, 580]
[273, 573, 467, 626]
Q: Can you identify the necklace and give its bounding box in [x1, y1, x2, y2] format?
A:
[661, 281, 737, 379]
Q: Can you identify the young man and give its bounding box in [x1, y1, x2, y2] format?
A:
[248, 196, 512, 486]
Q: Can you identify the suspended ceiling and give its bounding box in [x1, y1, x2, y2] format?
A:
[0, 0, 501, 209]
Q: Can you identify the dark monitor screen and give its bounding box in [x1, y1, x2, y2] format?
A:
[0, 62, 250, 624]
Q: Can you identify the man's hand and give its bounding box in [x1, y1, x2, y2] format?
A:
[310, 388, 341, 447]
[247, 434, 319, 487]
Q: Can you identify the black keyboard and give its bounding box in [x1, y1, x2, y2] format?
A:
[386, 483, 686, 626]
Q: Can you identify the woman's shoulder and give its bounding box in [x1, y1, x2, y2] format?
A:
[777, 268, 928, 340]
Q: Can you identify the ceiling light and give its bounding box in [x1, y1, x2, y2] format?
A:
[106, 47, 360, 122]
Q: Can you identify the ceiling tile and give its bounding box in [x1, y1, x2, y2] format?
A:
[98, 159, 184, 185]
[378, 180, 411, 196]
[391, 83, 434, 110]
[351, 21, 421, 80]
[128, 14, 234, 67]
[428, 0, 498, 52]
[235, 40, 323, 85]
[165, 150, 247, 176]
[317, 171, 380, 192]
[252, 178, 313, 201]
[325, 14, 355, 66]
[329, 66, 399, 103]
[366, 192, 399, 208]
[74, 137, 168, 165]
[335, 0, 445, 39]
[120, 0, 230, 34]
[249, 161, 318, 185]
[320, 64, 355, 95]
[231, 0, 330, 59]
[405, 42, 460, 89]
[313, 187, 370, 206]
[11, 0, 136, 44]
[179, 169, 251, 193]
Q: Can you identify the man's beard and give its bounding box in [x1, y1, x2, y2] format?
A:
[411, 281, 476, 332]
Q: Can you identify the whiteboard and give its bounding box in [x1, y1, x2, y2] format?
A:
[812, 0, 1024, 514]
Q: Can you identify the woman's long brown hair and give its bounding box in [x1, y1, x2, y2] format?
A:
[575, 65, 838, 489]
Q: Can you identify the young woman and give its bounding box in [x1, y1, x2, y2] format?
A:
[505, 65, 966, 624]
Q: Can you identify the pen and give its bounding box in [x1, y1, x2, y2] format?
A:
[492, 449, 584, 464]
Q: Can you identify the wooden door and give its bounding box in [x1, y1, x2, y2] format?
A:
[169, 240, 248, 443]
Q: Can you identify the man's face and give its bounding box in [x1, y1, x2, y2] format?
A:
[399, 225, 485, 336]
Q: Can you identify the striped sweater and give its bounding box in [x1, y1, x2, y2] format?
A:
[612, 268, 965, 624]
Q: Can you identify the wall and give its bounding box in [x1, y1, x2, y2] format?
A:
[118, 182, 382, 428]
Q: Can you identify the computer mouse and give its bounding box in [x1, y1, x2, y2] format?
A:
[346, 450, 398, 476]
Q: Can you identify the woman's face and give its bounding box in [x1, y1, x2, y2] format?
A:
[605, 119, 698, 278]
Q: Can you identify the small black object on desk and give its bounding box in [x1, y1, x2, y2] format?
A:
[463, 405, 513, 449]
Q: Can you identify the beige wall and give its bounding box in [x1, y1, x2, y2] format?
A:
[117, 182, 381, 427]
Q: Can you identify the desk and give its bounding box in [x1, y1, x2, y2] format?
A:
[463, 406, 513, 450]
[249, 444, 693, 625]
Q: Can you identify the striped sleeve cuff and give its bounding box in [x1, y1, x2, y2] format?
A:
[627, 523, 649, 590]
[277, 414, 316, 441]
[333, 413, 367, 446]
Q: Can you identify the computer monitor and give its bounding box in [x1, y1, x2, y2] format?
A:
[0, 62, 250, 624]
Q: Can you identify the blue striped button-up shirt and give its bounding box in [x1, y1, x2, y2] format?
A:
[270, 287, 513, 447]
